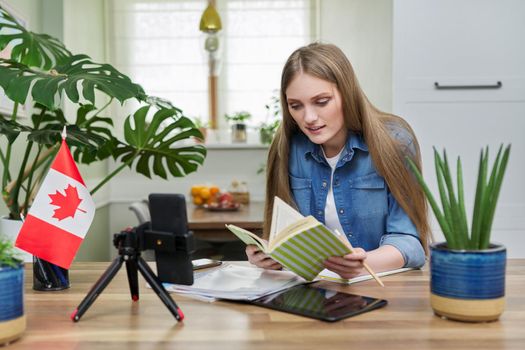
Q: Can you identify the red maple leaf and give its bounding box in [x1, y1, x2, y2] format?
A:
[48, 185, 86, 221]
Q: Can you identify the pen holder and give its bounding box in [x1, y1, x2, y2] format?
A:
[33, 256, 70, 291]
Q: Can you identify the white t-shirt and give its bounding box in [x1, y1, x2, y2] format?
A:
[323, 148, 345, 235]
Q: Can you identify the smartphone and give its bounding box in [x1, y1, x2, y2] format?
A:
[192, 258, 223, 270]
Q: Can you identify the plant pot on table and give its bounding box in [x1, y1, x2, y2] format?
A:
[430, 242, 506, 322]
[0, 216, 69, 291]
[0, 263, 26, 345]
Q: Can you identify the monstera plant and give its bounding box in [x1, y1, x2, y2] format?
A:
[0, 6, 206, 220]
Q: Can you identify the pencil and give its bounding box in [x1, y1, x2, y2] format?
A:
[334, 229, 385, 287]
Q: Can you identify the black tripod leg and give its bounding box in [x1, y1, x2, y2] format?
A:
[125, 258, 139, 301]
[137, 257, 184, 321]
[71, 257, 124, 322]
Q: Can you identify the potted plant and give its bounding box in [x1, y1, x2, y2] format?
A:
[258, 119, 280, 145]
[408, 145, 511, 322]
[191, 116, 210, 143]
[0, 7, 206, 289]
[259, 93, 281, 144]
[0, 235, 25, 345]
[225, 111, 251, 143]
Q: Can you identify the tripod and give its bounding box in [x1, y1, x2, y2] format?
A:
[71, 228, 184, 322]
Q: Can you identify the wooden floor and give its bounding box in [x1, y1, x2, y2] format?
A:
[8, 260, 525, 350]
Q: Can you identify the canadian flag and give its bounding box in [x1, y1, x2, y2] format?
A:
[15, 139, 95, 269]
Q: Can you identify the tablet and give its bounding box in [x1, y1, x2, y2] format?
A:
[250, 284, 387, 322]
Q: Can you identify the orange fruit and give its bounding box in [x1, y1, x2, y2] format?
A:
[210, 186, 220, 196]
[199, 187, 211, 200]
[193, 196, 203, 205]
[191, 185, 202, 196]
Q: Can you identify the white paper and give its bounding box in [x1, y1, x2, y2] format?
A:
[317, 267, 415, 284]
[163, 263, 305, 301]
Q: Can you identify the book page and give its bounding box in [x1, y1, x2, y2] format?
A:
[270, 196, 305, 242]
[225, 224, 268, 252]
[269, 216, 320, 251]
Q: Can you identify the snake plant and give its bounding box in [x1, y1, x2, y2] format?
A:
[408, 145, 511, 250]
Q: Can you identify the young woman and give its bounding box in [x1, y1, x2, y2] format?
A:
[246, 43, 430, 279]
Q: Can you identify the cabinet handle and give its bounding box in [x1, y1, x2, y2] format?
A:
[434, 81, 502, 90]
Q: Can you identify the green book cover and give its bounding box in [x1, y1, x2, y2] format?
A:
[225, 197, 351, 281]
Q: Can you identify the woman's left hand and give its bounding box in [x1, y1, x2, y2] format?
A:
[323, 247, 367, 279]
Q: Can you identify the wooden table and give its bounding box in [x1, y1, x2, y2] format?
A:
[13, 260, 525, 350]
[187, 201, 264, 242]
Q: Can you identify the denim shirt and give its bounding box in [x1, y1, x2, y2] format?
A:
[288, 130, 426, 268]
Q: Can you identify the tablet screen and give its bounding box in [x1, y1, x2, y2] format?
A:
[250, 284, 387, 322]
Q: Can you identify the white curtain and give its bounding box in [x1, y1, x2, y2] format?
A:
[108, 0, 314, 128]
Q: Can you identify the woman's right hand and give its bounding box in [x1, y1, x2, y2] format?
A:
[246, 245, 283, 270]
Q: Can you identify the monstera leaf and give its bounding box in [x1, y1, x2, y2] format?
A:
[0, 117, 31, 144]
[0, 55, 145, 109]
[27, 104, 116, 164]
[146, 95, 181, 111]
[0, 6, 71, 69]
[115, 106, 206, 179]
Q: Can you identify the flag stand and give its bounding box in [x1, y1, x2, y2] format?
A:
[71, 227, 184, 322]
[33, 256, 70, 291]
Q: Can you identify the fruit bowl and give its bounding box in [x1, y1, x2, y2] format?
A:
[203, 202, 241, 212]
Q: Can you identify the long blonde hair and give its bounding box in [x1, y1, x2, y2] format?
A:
[264, 43, 430, 254]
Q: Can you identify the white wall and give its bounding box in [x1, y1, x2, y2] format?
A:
[319, 0, 392, 112]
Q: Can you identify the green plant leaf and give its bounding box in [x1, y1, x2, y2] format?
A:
[0, 55, 145, 109]
[440, 150, 468, 248]
[471, 148, 487, 249]
[0, 236, 22, 267]
[456, 156, 470, 248]
[0, 117, 31, 144]
[225, 111, 252, 123]
[116, 106, 206, 179]
[146, 95, 181, 112]
[434, 148, 455, 247]
[27, 104, 116, 164]
[0, 6, 71, 69]
[406, 156, 453, 246]
[480, 144, 511, 248]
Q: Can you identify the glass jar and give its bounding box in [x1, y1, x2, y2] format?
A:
[231, 123, 247, 143]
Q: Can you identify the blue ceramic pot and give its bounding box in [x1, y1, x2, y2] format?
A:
[430, 242, 506, 322]
[0, 263, 26, 344]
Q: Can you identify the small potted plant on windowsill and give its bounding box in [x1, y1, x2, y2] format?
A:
[191, 116, 210, 144]
[408, 145, 511, 322]
[0, 236, 25, 345]
[258, 119, 280, 145]
[259, 93, 281, 145]
[225, 111, 251, 143]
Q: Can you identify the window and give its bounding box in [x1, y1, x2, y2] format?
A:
[108, 0, 315, 131]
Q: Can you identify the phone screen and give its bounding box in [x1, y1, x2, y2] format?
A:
[192, 259, 223, 270]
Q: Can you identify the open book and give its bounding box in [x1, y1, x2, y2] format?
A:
[225, 197, 352, 281]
